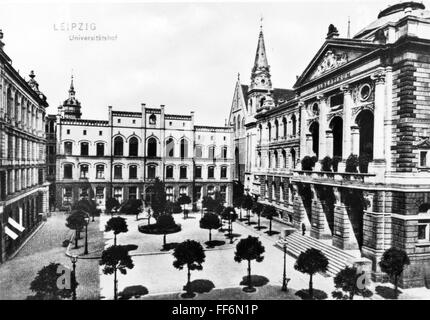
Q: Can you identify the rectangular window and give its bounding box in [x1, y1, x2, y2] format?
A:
[420, 151, 428, 167]
[114, 165, 122, 179]
[99, 131, 103, 136]
[80, 187, 89, 200]
[64, 164, 73, 179]
[195, 166, 202, 179]
[166, 187, 174, 202]
[129, 186, 137, 199]
[195, 186, 202, 200]
[81, 143, 89, 156]
[418, 222, 430, 242]
[83, 130, 87, 135]
[80, 165, 89, 178]
[221, 166, 227, 178]
[208, 146, 215, 159]
[117, 119, 121, 123]
[166, 166, 174, 179]
[96, 143, 104, 156]
[208, 166, 214, 179]
[179, 186, 188, 196]
[64, 142, 72, 155]
[63, 187, 72, 205]
[129, 166, 137, 179]
[180, 166, 187, 179]
[96, 187, 104, 200]
[195, 146, 202, 158]
[96, 165, 105, 179]
[148, 166, 156, 179]
[67, 129, 70, 134]
[114, 187, 123, 203]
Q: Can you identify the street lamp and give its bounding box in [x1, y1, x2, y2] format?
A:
[281, 241, 289, 292]
[84, 215, 90, 255]
[70, 255, 78, 300]
[91, 198, 95, 222]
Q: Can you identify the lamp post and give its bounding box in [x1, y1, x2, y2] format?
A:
[282, 242, 288, 292]
[84, 215, 90, 255]
[70, 255, 78, 300]
[91, 198, 95, 222]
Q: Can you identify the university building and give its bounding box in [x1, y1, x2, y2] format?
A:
[0, 31, 49, 263]
[230, 2, 430, 288]
[53, 80, 234, 210]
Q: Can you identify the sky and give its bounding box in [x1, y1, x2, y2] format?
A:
[0, 0, 404, 125]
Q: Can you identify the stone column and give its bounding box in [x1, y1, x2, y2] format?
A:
[299, 101, 307, 160]
[332, 187, 359, 250]
[325, 130, 333, 159]
[351, 126, 360, 155]
[317, 95, 327, 159]
[384, 67, 393, 172]
[371, 69, 386, 160]
[341, 85, 353, 160]
[310, 184, 332, 239]
[292, 183, 311, 231]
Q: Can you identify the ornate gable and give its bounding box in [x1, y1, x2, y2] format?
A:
[294, 40, 380, 88]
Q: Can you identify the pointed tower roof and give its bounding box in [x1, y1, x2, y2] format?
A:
[252, 25, 269, 74]
[61, 74, 82, 119]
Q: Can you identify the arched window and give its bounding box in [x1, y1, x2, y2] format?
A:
[309, 122, 319, 158]
[208, 146, 215, 159]
[114, 137, 124, 156]
[283, 117, 287, 138]
[195, 145, 202, 158]
[129, 137, 139, 157]
[271, 182, 276, 201]
[242, 118, 245, 128]
[166, 165, 174, 179]
[63, 164, 73, 179]
[6, 87, 12, 118]
[180, 138, 188, 158]
[64, 142, 73, 155]
[166, 138, 175, 157]
[237, 115, 241, 131]
[259, 124, 263, 144]
[274, 150, 279, 168]
[268, 151, 272, 168]
[149, 113, 156, 124]
[282, 150, 287, 168]
[220, 166, 227, 178]
[80, 142, 89, 156]
[80, 164, 88, 178]
[96, 165, 104, 179]
[264, 181, 269, 198]
[147, 137, 157, 157]
[280, 183, 284, 202]
[257, 151, 261, 167]
[96, 143, 104, 156]
[114, 165, 122, 179]
[291, 149, 296, 169]
[179, 166, 187, 179]
[291, 114, 297, 136]
[129, 165, 137, 179]
[268, 122, 272, 141]
[147, 165, 156, 179]
[275, 120, 279, 140]
[208, 166, 215, 179]
[221, 146, 227, 159]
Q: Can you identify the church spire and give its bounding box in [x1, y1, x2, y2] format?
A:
[250, 19, 272, 91]
[69, 74, 75, 97]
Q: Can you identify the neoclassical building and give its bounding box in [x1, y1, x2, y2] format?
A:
[54, 80, 233, 210]
[232, 2, 430, 288]
[0, 31, 49, 263]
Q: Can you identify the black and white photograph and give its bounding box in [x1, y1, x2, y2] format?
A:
[0, 0, 429, 308]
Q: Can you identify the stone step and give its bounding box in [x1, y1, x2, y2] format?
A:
[275, 231, 356, 276]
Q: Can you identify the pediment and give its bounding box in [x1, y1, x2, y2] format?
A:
[416, 138, 430, 149]
[295, 40, 380, 88]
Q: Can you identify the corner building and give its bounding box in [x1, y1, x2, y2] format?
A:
[0, 31, 49, 263]
[54, 80, 233, 211]
[234, 2, 430, 288]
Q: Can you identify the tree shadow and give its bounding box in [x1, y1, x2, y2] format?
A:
[240, 275, 269, 288]
[205, 240, 226, 249]
[185, 279, 215, 294]
[225, 233, 242, 239]
[375, 285, 401, 300]
[161, 242, 179, 251]
[218, 227, 229, 233]
[295, 289, 328, 300]
[118, 285, 149, 300]
[265, 230, 280, 236]
[254, 225, 267, 230]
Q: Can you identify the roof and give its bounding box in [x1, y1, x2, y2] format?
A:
[241, 84, 249, 105]
[272, 88, 295, 105]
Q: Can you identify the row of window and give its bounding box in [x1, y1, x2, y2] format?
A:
[258, 114, 298, 143]
[64, 138, 228, 159]
[256, 149, 297, 169]
[63, 164, 229, 180]
[0, 168, 44, 200]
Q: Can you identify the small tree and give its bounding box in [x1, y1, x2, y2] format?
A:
[332, 266, 372, 300]
[72, 199, 99, 221]
[151, 178, 167, 219]
[233, 194, 244, 220]
[234, 236, 265, 292]
[241, 194, 254, 225]
[294, 248, 329, 298]
[379, 247, 410, 298]
[119, 198, 143, 220]
[157, 214, 177, 248]
[221, 206, 238, 237]
[105, 216, 128, 246]
[100, 245, 134, 300]
[261, 205, 278, 235]
[252, 201, 264, 230]
[177, 194, 192, 219]
[106, 197, 120, 215]
[200, 213, 222, 242]
[29, 263, 76, 300]
[173, 240, 206, 298]
[66, 209, 87, 249]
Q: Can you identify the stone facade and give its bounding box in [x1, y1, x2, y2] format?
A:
[231, 2, 430, 288]
[0, 32, 49, 263]
[53, 83, 233, 211]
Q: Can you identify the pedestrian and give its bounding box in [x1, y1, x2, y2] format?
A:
[147, 208, 152, 225]
[302, 223, 306, 236]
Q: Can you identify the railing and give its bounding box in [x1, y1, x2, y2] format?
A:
[293, 170, 376, 184]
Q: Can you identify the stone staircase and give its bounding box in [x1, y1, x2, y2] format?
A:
[276, 231, 357, 276]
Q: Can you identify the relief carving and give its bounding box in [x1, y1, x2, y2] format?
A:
[311, 50, 348, 79]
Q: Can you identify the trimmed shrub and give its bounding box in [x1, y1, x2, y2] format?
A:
[345, 154, 359, 173]
[301, 156, 317, 171]
[332, 156, 342, 172]
[359, 154, 371, 173]
[321, 156, 333, 172]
